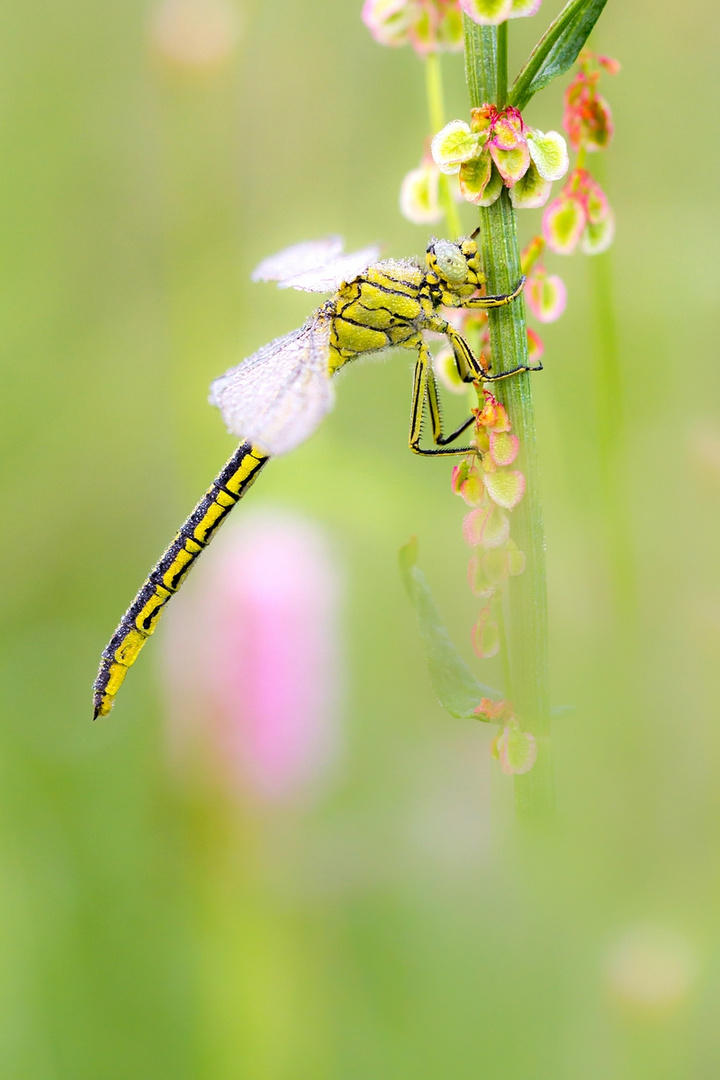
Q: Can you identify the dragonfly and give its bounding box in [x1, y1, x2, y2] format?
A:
[93, 231, 531, 719]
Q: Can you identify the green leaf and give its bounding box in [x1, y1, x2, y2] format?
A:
[508, 0, 608, 111]
[399, 540, 503, 720]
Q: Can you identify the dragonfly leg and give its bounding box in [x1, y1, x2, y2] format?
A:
[409, 341, 478, 458]
[428, 313, 543, 383]
[460, 275, 526, 309]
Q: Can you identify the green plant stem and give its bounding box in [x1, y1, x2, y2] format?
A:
[425, 52, 461, 239]
[464, 16, 554, 819]
[496, 22, 508, 106]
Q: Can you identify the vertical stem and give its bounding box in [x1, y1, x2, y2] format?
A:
[587, 158, 636, 624]
[464, 17, 554, 819]
[496, 22, 508, 106]
[425, 53, 462, 239]
[425, 51, 446, 133]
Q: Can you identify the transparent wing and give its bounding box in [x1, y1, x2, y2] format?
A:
[208, 314, 334, 456]
[251, 237, 344, 285]
[278, 245, 382, 292]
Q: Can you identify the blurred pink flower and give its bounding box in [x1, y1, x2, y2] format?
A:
[525, 266, 567, 322]
[150, 0, 241, 68]
[162, 509, 342, 804]
[362, 0, 463, 55]
[563, 51, 619, 153]
[543, 168, 615, 256]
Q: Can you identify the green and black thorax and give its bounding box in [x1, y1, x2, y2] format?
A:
[326, 235, 486, 373]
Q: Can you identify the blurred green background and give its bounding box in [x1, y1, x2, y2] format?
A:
[1, 0, 719, 1076]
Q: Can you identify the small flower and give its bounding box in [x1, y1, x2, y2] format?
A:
[460, 0, 542, 25]
[520, 234, 545, 275]
[452, 458, 486, 505]
[474, 697, 513, 722]
[491, 718, 537, 775]
[431, 118, 478, 174]
[489, 430, 519, 466]
[162, 511, 342, 804]
[476, 389, 510, 432]
[526, 327, 544, 364]
[525, 265, 567, 322]
[543, 191, 586, 254]
[462, 504, 510, 548]
[563, 50, 619, 153]
[362, 0, 417, 46]
[451, 392, 526, 673]
[363, 0, 463, 55]
[543, 168, 614, 256]
[471, 606, 500, 658]
[432, 106, 567, 208]
[484, 467, 525, 510]
[400, 162, 443, 224]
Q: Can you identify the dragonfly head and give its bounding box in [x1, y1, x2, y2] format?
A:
[425, 236, 484, 291]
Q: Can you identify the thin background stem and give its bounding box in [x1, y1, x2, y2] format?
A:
[587, 157, 635, 623]
[425, 53, 462, 239]
[464, 15, 554, 818]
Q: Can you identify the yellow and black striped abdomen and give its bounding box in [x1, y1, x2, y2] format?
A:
[93, 441, 268, 719]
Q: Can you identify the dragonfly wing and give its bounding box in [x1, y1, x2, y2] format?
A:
[279, 245, 382, 292]
[251, 237, 344, 285]
[208, 314, 334, 456]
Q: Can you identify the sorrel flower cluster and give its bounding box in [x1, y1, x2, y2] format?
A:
[543, 168, 614, 255]
[362, 0, 463, 54]
[431, 105, 568, 208]
[450, 393, 539, 777]
[362, 0, 543, 54]
[452, 391, 525, 654]
[542, 51, 619, 257]
[564, 51, 619, 153]
[400, 145, 460, 226]
[476, 699, 537, 775]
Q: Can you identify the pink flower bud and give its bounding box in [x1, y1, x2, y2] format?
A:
[400, 163, 442, 225]
[474, 697, 513, 721]
[527, 327, 544, 363]
[543, 192, 586, 255]
[525, 267, 567, 322]
[364, 0, 464, 55]
[489, 430, 519, 466]
[484, 468, 525, 510]
[491, 718, 537, 775]
[162, 511, 342, 804]
[476, 391, 510, 432]
[520, 235, 545, 275]
[462, 504, 510, 549]
[471, 606, 500, 658]
[563, 70, 615, 152]
[362, 0, 414, 46]
[598, 55, 621, 76]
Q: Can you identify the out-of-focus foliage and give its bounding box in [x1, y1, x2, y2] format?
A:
[1, 0, 720, 1077]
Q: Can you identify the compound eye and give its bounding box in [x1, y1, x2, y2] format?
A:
[434, 240, 467, 284]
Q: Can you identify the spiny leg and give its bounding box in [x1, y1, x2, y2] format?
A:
[93, 441, 269, 719]
[427, 313, 542, 383]
[440, 276, 527, 310]
[408, 340, 478, 458]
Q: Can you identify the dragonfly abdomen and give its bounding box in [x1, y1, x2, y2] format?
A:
[93, 441, 268, 719]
